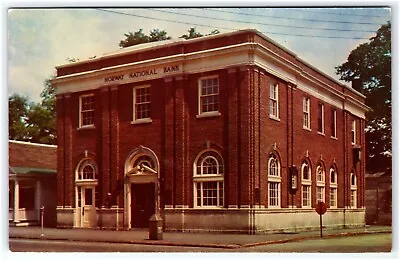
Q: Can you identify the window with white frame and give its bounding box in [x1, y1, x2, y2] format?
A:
[198, 76, 219, 115]
[330, 168, 338, 208]
[79, 95, 95, 127]
[318, 103, 324, 134]
[331, 109, 337, 138]
[76, 160, 97, 181]
[351, 120, 357, 144]
[316, 164, 325, 203]
[268, 154, 281, 207]
[193, 151, 224, 207]
[269, 83, 279, 119]
[133, 85, 151, 122]
[301, 161, 312, 207]
[350, 172, 357, 208]
[303, 97, 311, 129]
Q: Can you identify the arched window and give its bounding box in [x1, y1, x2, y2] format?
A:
[268, 154, 281, 207]
[316, 164, 325, 203]
[301, 161, 311, 208]
[350, 172, 357, 208]
[194, 150, 224, 207]
[76, 160, 97, 181]
[329, 168, 338, 208]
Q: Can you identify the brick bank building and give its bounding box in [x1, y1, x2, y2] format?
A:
[53, 29, 367, 233]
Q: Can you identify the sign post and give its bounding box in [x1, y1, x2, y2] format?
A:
[40, 205, 44, 237]
[116, 194, 119, 231]
[315, 201, 327, 238]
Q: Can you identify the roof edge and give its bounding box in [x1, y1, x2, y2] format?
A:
[9, 140, 57, 148]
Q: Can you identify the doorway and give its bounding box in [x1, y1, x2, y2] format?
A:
[130, 183, 155, 228]
[76, 186, 96, 228]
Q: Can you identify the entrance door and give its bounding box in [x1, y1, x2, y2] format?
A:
[131, 183, 155, 228]
[77, 186, 96, 228]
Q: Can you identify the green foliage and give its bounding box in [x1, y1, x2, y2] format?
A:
[119, 28, 220, 48]
[336, 21, 391, 172]
[8, 94, 29, 141]
[179, 27, 220, 39]
[119, 29, 171, 48]
[8, 76, 56, 145]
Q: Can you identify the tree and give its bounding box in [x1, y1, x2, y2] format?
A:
[9, 94, 29, 141]
[119, 28, 220, 48]
[336, 21, 391, 172]
[8, 76, 57, 145]
[179, 27, 220, 39]
[119, 28, 171, 48]
[26, 76, 57, 144]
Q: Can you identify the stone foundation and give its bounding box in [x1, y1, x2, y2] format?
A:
[57, 207, 365, 233]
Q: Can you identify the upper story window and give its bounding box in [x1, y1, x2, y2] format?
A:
[269, 83, 279, 119]
[198, 76, 219, 116]
[79, 94, 95, 128]
[193, 150, 224, 208]
[133, 85, 151, 123]
[303, 97, 311, 130]
[351, 120, 357, 144]
[317, 103, 324, 134]
[331, 109, 337, 138]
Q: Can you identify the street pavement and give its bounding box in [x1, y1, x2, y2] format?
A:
[8, 225, 391, 249]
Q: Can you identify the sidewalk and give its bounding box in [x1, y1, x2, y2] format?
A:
[9, 225, 392, 249]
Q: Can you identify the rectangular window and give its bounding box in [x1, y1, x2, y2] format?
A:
[351, 120, 356, 144]
[79, 95, 95, 127]
[199, 76, 219, 115]
[302, 185, 311, 207]
[330, 188, 337, 207]
[318, 103, 324, 133]
[195, 181, 223, 207]
[133, 85, 151, 122]
[268, 182, 280, 207]
[316, 186, 325, 202]
[350, 190, 357, 208]
[269, 83, 279, 119]
[331, 109, 337, 138]
[303, 97, 310, 129]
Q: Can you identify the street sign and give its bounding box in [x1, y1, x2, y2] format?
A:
[315, 201, 327, 238]
[315, 201, 327, 215]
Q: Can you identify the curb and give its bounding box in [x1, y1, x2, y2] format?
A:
[9, 235, 240, 249]
[10, 230, 391, 250]
[241, 230, 392, 248]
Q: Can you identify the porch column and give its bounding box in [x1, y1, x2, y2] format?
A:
[35, 180, 41, 221]
[13, 179, 20, 223]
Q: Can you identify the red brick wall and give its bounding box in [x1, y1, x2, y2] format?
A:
[56, 50, 366, 212]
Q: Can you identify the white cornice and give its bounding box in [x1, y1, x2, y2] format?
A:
[54, 40, 368, 117]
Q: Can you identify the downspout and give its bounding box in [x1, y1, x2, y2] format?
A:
[291, 83, 295, 208]
[258, 70, 261, 209]
[343, 105, 347, 228]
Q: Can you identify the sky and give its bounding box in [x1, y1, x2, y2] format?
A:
[6, 5, 392, 103]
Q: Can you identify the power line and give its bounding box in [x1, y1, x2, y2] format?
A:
[202, 8, 385, 26]
[284, 7, 389, 18]
[148, 8, 377, 33]
[96, 8, 372, 40]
